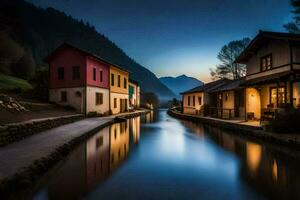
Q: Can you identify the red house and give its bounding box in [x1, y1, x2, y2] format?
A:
[45, 43, 111, 115]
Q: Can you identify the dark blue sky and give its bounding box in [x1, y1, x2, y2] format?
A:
[28, 0, 291, 82]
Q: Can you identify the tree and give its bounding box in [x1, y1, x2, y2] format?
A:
[141, 92, 159, 109]
[210, 38, 250, 80]
[284, 0, 300, 33]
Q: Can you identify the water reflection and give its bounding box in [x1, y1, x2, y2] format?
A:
[204, 125, 300, 199]
[32, 111, 300, 200]
[33, 115, 145, 200]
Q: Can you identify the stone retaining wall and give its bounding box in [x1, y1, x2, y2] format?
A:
[0, 114, 84, 147]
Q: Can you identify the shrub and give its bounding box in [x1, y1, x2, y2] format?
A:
[270, 108, 300, 133]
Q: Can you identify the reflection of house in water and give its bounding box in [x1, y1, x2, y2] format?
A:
[181, 120, 205, 137]
[204, 126, 300, 199]
[129, 117, 140, 144]
[143, 110, 154, 123]
[86, 126, 110, 189]
[110, 122, 129, 170]
[39, 119, 142, 199]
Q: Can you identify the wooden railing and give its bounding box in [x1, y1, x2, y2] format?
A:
[208, 107, 236, 119]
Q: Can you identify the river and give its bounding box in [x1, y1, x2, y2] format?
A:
[31, 110, 300, 200]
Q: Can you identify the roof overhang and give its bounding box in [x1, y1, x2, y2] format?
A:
[235, 31, 300, 64]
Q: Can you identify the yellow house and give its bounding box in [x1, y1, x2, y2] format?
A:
[109, 65, 129, 114]
[109, 122, 129, 170]
[235, 31, 300, 120]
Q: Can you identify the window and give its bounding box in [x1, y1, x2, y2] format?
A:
[72, 66, 80, 80]
[61, 91, 67, 102]
[270, 87, 285, 107]
[118, 75, 121, 87]
[99, 70, 103, 82]
[193, 96, 195, 106]
[93, 68, 96, 81]
[188, 96, 191, 106]
[261, 54, 272, 71]
[96, 136, 103, 149]
[111, 74, 115, 86]
[95, 92, 103, 105]
[114, 98, 117, 108]
[57, 67, 64, 80]
[198, 96, 202, 105]
[124, 78, 127, 89]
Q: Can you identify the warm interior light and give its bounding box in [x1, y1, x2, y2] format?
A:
[246, 142, 262, 173]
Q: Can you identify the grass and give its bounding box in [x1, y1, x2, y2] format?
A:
[0, 73, 33, 92]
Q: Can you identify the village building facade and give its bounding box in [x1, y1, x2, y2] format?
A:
[109, 65, 129, 114]
[129, 79, 140, 108]
[209, 78, 246, 119]
[181, 79, 229, 115]
[236, 31, 300, 120]
[46, 43, 128, 115]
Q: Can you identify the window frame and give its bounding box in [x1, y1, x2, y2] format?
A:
[95, 92, 103, 105]
[124, 77, 127, 89]
[57, 67, 64, 80]
[118, 75, 121, 87]
[99, 70, 103, 82]
[61, 91, 67, 102]
[114, 98, 117, 108]
[111, 73, 115, 86]
[72, 66, 80, 80]
[260, 54, 272, 72]
[93, 68, 96, 81]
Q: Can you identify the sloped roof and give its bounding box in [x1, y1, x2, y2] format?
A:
[44, 42, 129, 73]
[181, 78, 229, 95]
[235, 31, 300, 64]
[210, 77, 246, 93]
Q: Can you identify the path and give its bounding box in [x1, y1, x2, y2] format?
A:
[0, 110, 146, 181]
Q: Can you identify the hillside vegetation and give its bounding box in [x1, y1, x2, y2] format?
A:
[0, 0, 175, 99]
[0, 74, 32, 92]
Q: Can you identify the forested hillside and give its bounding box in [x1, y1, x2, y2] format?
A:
[0, 0, 175, 99]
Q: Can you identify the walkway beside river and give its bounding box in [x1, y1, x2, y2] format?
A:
[0, 110, 148, 182]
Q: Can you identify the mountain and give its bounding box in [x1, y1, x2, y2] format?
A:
[159, 75, 203, 97]
[0, 0, 176, 99]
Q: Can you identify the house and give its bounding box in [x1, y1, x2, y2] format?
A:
[129, 79, 140, 108]
[181, 78, 229, 115]
[209, 78, 246, 119]
[45, 43, 111, 115]
[235, 31, 300, 120]
[109, 65, 129, 114]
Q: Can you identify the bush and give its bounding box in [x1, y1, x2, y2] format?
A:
[270, 108, 300, 133]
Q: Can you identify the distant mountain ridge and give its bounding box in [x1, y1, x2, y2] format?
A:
[0, 0, 176, 99]
[159, 75, 203, 97]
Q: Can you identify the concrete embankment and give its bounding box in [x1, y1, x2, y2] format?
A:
[0, 109, 149, 198]
[168, 109, 300, 147]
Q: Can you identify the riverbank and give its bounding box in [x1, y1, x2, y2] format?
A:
[0, 109, 149, 198]
[168, 109, 300, 147]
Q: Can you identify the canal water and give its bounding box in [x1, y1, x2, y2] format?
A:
[31, 110, 300, 200]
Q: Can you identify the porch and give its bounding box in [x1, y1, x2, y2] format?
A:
[245, 72, 300, 122]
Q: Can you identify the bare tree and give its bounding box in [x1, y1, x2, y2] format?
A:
[210, 38, 250, 80]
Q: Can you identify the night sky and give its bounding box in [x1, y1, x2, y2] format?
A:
[28, 0, 291, 82]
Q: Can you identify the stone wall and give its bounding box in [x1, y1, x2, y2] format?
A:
[0, 114, 84, 147]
